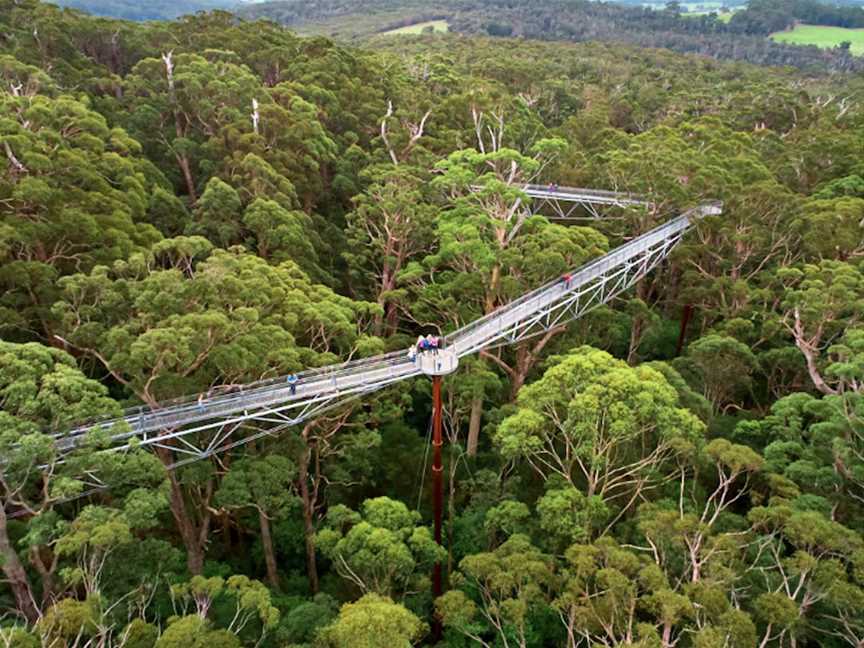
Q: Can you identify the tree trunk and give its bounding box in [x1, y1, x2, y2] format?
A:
[157, 447, 208, 575]
[485, 265, 501, 314]
[163, 52, 197, 204]
[0, 506, 39, 624]
[377, 261, 401, 337]
[627, 280, 651, 366]
[258, 508, 279, 589]
[175, 153, 197, 204]
[447, 453, 458, 581]
[221, 511, 233, 555]
[627, 313, 645, 366]
[29, 547, 57, 606]
[169, 474, 206, 575]
[510, 346, 535, 400]
[297, 445, 319, 594]
[791, 309, 836, 395]
[661, 622, 673, 648]
[800, 340, 835, 395]
[384, 301, 399, 336]
[466, 396, 483, 457]
[509, 328, 564, 400]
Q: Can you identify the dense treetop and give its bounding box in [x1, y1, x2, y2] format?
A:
[1, 1, 864, 646]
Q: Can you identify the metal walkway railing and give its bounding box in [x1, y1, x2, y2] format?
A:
[53, 201, 721, 463]
[522, 183, 652, 219]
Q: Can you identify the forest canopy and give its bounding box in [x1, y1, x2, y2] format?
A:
[1, 0, 864, 646]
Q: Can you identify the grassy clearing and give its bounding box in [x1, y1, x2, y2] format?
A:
[643, 1, 727, 9]
[771, 23, 864, 54]
[681, 2, 724, 9]
[381, 19, 450, 35]
[682, 10, 735, 22]
[644, 2, 737, 22]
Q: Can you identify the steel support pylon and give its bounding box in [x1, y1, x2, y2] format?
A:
[431, 375, 444, 599]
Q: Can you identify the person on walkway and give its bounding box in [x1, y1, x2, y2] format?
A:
[407, 346, 417, 364]
[287, 373, 298, 395]
[561, 273, 572, 289]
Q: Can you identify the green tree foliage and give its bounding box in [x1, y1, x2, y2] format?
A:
[155, 615, 240, 648]
[775, 259, 864, 395]
[344, 164, 437, 335]
[3, 3, 864, 644]
[0, 89, 160, 339]
[122, 52, 262, 201]
[215, 455, 299, 588]
[437, 534, 556, 647]
[53, 243, 378, 405]
[0, 341, 159, 623]
[316, 497, 445, 597]
[317, 593, 426, 648]
[496, 347, 704, 522]
[168, 574, 280, 642]
[674, 334, 757, 413]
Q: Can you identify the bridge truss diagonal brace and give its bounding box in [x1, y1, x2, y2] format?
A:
[451, 221, 691, 359]
[85, 370, 418, 462]
[521, 184, 652, 221]
[530, 195, 606, 220]
[498, 230, 684, 348]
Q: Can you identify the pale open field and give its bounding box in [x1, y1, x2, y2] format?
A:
[381, 19, 450, 35]
[683, 10, 735, 22]
[771, 23, 864, 54]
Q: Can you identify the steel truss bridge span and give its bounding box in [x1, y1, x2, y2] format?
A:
[521, 184, 651, 220]
[55, 201, 722, 464]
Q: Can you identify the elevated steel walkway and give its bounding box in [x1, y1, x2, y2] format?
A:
[52, 201, 721, 467]
[522, 184, 651, 219]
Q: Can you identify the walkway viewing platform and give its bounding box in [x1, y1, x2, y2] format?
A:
[416, 349, 459, 376]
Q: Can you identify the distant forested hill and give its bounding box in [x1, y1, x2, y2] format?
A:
[238, 0, 864, 71]
[49, 0, 234, 20]
[235, 0, 428, 24]
[730, 0, 864, 33]
[233, 0, 439, 36]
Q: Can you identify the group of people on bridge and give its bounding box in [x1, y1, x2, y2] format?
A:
[408, 334, 441, 363]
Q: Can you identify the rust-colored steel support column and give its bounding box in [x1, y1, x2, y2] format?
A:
[675, 303, 695, 357]
[431, 374, 444, 599]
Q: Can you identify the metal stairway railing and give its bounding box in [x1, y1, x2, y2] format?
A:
[53, 201, 721, 460]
